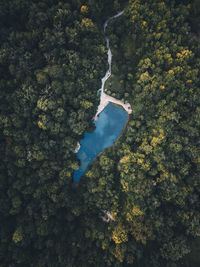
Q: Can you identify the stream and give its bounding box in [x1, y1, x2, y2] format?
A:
[98, 11, 124, 96]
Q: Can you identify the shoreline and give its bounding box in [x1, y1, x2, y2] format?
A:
[75, 94, 131, 153]
[94, 92, 132, 120]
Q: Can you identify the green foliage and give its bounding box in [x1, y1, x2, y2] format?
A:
[80, 0, 200, 266]
[0, 0, 199, 267]
[161, 237, 190, 261]
[12, 227, 23, 243]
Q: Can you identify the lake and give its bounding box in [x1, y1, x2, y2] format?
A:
[73, 103, 129, 183]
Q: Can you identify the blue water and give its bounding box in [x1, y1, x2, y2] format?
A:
[73, 103, 129, 183]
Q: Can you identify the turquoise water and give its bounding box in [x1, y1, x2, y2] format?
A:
[73, 103, 129, 183]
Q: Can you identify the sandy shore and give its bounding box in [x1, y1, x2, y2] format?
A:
[94, 92, 132, 120]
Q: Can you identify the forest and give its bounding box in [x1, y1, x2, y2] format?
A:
[0, 0, 199, 266]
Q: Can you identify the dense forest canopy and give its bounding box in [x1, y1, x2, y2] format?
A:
[0, 0, 199, 266]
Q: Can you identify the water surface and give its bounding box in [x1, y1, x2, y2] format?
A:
[73, 103, 128, 183]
